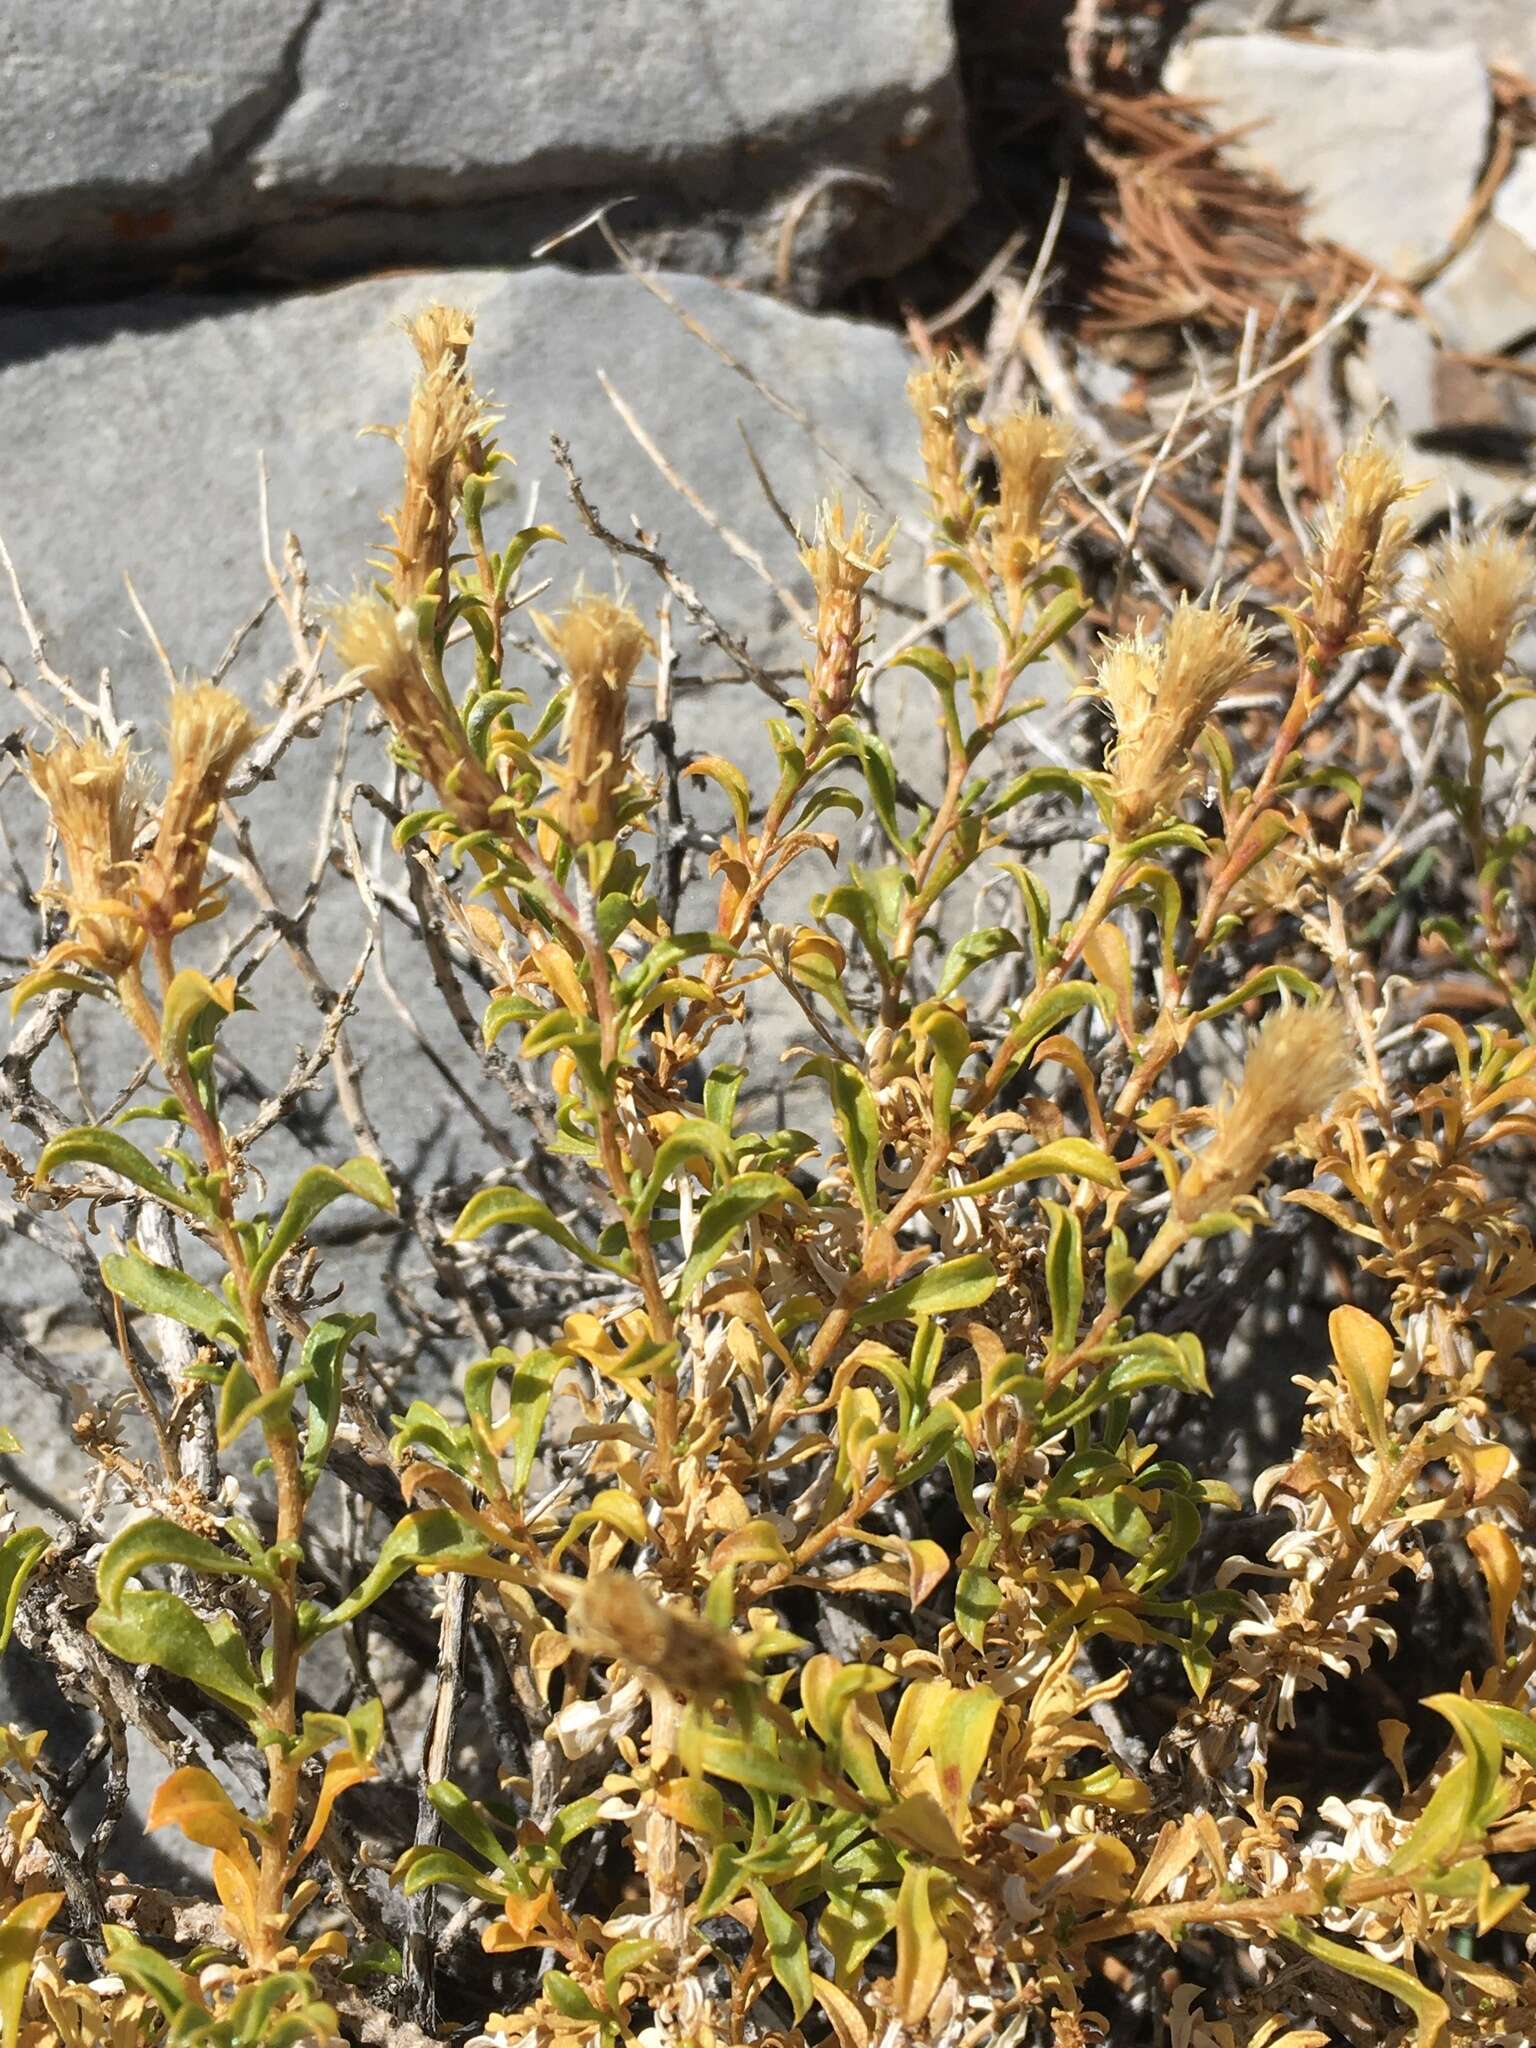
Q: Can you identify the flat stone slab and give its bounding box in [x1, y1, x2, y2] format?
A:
[1185, 2, 1535, 73]
[0, 267, 942, 1221]
[1165, 34, 1490, 282]
[0, 1, 971, 295]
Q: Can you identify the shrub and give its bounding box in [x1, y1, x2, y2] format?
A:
[3, 304, 1536, 2047]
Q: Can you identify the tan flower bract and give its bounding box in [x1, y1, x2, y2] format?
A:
[1176, 1001, 1357, 1221]
[1420, 528, 1536, 717]
[1097, 597, 1263, 839]
[26, 734, 148, 976]
[136, 684, 258, 935]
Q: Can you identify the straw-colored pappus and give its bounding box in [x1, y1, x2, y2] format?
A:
[1094, 597, 1264, 841]
[536, 592, 652, 846]
[1175, 1000, 1357, 1224]
[26, 732, 149, 978]
[1419, 527, 1536, 720]
[799, 499, 893, 726]
[135, 684, 258, 937]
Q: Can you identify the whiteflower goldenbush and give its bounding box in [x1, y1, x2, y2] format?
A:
[1, 305, 1535, 2048]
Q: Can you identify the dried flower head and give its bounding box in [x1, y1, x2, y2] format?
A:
[385, 304, 489, 616]
[1176, 1001, 1356, 1222]
[537, 593, 651, 845]
[27, 734, 149, 977]
[1304, 437, 1416, 656]
[567, 1571, 745, 1698]
[137, 686, 257, 937]
[799, 500, 893, 725]
[984, 403, 1075, 617]
[908, 355, 978, 538]
[332, 589, 501, 829]
[1418, 528, 1536, 719]
[1096, 598, 1264, 840]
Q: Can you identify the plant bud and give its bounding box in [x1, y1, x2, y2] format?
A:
[1096, 599, 1263, 841]
[907, 355, 978, 539]
[1418, 529, 1536, 722]
[137, 686, 257, 937]
[537, 594, 650, 846]
[567, 1571, 745, 1699]
[332, 589, 502, 830]
[800, 500, 893, 725]
[1175, 1002, 1356, 1222]
[1304, 437, 1415, 658]
[26, 734, 148, 977]
[984, 403, 1074, 622]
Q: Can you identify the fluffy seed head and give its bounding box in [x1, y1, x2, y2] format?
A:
[907, 355, 978, 538]
[27, 734, 149, 976]
[386, 305, 490, 615]
[567, 1571, 745, 1698]
[1305, 437, 1415, 655]
[1176, 1002, 1356, 1222]
[800, 501, 893, 725]
[537, 594, 651, 844]
[1096, 599, 1264, 840]
[985, 403, 1075, 616]
[1418, 528, 1536, 719]
[137, 686, 258, 935]
[332, 589, 501, 828]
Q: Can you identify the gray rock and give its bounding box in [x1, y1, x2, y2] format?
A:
[1185, 2, 1535, 73]
[1423, 220, 1536, 356]
[0, 268, 937, 1189]
[0, 1, 971, 295]
[1164, 35, 1490, 281]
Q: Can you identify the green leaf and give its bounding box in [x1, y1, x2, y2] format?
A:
[545, 1973, 602, 2023]
[1194, 965, 1319, 1025]
[852, 1253, 997, 1330]
[99, 1932, 198, 2025]
[100, 1250, 245, 1345]
[927, 1136, 1121, 1204]
[97, 1515, 276, 1612]
[35, 1127, 211, 1221]
[216, 1359, 295, 1452]
[750, 1882, 813, 2023]
[0, 1529, 48, 1654]
[450, 1186, 628, 1276]
[317, 1510, 491, 1634]
[394, 1847, 504, 1902]
[800, 1061, 881, 1227]
[251, 1157, 396, 1294]
[89, 1589, 268, 1721]
[936, 927, 1022, 998]
[159, 968, 237, 1077]
[425, 1781, 518, 1877]
[1282, 1920, 1448, 2048]
[630, 1119, 738, 1224]
[1041, 1200, 1083, 1354]
[300, 1313, 375, 1492]
[1052, 1490, 1155, 1554]
[672, 1173, 795, 1306]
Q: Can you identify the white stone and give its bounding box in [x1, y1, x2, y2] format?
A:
[1165, 35, 1491, 281]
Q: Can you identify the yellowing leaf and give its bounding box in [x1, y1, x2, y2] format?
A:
[0, 1893, 62, 2048]
[1328, 1304, 1394, 1455]
[893, 1863, 948, 2026]
[1467, 1523, 1520, 1661]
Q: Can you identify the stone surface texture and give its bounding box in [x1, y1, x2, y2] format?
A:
[1164, 35, 1490, 281]
[0, 267, 940, 1307]
[1186, 0, 1535, 70]
[0, 1, 971, 294]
